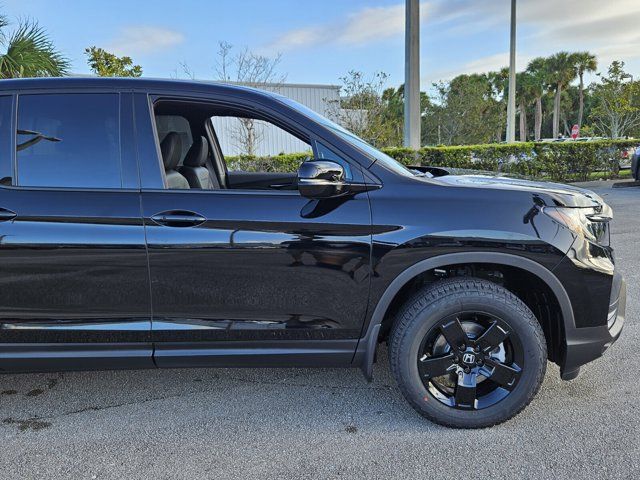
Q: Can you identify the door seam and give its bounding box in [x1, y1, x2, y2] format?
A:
[139, 193, 157, 367]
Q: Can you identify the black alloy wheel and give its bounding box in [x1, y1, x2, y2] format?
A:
[389, 277, 547, 428]
[417, 313, 523, 410]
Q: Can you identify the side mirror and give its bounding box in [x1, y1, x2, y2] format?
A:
[298, 160, 347, 199]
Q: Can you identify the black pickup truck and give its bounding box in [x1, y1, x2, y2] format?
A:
[0, 78, 625, 428]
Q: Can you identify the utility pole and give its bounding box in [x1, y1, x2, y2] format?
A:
[505, 0, 517, 143]
[404, 0, 421, 149]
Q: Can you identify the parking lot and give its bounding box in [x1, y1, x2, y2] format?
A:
[0, 180, 638, 480]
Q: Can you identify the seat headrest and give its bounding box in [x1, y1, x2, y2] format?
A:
[160, 132, 182, 170]
[183, 136, 209, 168]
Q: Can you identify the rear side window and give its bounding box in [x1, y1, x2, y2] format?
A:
[16, 93, 121, 188]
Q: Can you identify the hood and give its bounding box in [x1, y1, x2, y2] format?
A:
[426, 173, 605, 208]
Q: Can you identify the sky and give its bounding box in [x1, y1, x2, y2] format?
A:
[5, 0, 640, 90]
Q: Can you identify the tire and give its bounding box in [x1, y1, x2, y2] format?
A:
[389, 277, 547, 428]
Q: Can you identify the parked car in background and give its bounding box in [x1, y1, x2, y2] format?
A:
[573, 136, 606, 142]
[632, 147, 640, 180]
[0, 78, 626, 429]
[545, 137, 569, 142]
[620, 145, 637, 170]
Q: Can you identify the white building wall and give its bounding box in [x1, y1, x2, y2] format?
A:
[212, 83, 340, 156]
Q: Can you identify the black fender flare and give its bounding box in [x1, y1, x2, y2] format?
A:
[353, 252, 575, 380]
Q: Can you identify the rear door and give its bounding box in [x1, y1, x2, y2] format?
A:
[0, 91, 152, 371]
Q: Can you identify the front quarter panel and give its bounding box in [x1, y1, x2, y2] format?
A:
[364, 169, 576, 334]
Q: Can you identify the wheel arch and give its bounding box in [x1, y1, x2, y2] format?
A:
[354, 252, 575, 380]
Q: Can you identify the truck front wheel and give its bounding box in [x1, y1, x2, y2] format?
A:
[389, 277, 547, 428]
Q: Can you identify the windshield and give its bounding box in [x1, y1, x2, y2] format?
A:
[276, 95, 415, 177]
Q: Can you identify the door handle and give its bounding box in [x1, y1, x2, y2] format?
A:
[0, 208, 17, 222]
[150, 211, 206, 227]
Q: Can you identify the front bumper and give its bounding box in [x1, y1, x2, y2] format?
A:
[560, 272, 626, 380]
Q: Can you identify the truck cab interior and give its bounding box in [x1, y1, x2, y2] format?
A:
[153, 100, 308, 192]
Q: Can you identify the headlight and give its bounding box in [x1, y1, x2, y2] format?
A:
[542, 205, 612, 245]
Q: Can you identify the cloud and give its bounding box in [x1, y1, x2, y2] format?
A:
[426, 0, 640, 41]
[523, 3, 640, 41]
[593, 41, 640, 65]
[264, 2, 429, 52]
[519, 4, 640, 76]
[261, 0, 640, 88]
[450, 0, 640, 63]
[107, 26, 185, 57]
[421, 0, 640, 85]
[426, 52, 533, 85]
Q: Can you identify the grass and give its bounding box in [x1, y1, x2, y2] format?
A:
[584, 170, 633, 181]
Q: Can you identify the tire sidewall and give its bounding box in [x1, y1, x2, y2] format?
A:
[394, 289, 546, 428]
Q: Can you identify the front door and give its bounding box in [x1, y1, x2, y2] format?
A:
[0, 92, 152, 371]
[136, 94, 372, 367]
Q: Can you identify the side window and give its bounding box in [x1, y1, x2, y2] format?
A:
[212, 115, 312, 174]
[149, 99, 358, 192]
[315, 141, 352, 180]
[0, 96, 13, 186]
[16, 93, 121, 189]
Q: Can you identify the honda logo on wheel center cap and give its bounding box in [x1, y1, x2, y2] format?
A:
[462, 353, 476, 364]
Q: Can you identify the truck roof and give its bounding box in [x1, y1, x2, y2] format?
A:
[0, 77, 278, 100]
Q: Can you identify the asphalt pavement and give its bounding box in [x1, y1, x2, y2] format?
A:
[1, 179, 638, 479]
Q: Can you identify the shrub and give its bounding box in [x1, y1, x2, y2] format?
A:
[226, 140, 638, 183]
[385, 140, 637, 182]
[226, 153, 310, 173]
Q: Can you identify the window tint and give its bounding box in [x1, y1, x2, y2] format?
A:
[315, 141, 352, 180]
[0, 96, 13, 186]
[278, 95, 414, 177]
[212, 115, 312, 174]
[17, 94, 121, 188]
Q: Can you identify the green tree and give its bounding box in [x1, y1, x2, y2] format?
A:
[545, 52, 578, 137]
[329, 71, 399, 147]
[560, 85, 580, 134]
[487, 67, 509, 98]
[378, 84, 431, 147]
[85, 46, 142, 77]
[573, 51, 598, 128]
[487, 67, 509, 141]
[590, 61, 640, 138]
[516, 71, 538, 141]
[526, 57, 549, 141]
[0, 15, 69, 78]
[433, 73, 503, 145]
[380, 86, 404, 146]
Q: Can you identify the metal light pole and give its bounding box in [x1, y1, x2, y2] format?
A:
[505, 0, 517, 143]
[404, 0, 421, 149]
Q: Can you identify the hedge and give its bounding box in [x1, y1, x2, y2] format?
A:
[227, 152, 310, 174]
[226, 139, 638, 183]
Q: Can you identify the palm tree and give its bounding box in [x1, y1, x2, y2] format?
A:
[0, 15, 69, 78]
[487, 67, 509, 141]
[545, 52, 577, 138]
[516, 71, 538, 141]
[573, 51, 597, 128]
[525, 57, 548, 141]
